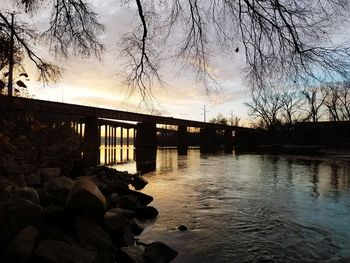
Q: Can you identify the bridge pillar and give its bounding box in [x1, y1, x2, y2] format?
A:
[135, 122, 157, 148]
[224, 129, 233, 152]
[177, 125, 188, 154]
[83, 116, 100, 167]
[200, 128, 218, 152]
[135, 122, 157, 173]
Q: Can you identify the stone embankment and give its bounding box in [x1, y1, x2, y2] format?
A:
[0, 114, 178, 263]
[0, 165, 178, 263]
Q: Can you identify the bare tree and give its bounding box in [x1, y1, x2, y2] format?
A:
[3, 0, 350, 103]
[302, 87, 326, 122]
[323, 82, 350, 120]
[322, 84, 341, 121]
[0, 0, 104, 88]
[280, 90, 304, 125]
[122, 0, 350, 95]
[245, 87, 283, 130]
[209, 113, 228, 125]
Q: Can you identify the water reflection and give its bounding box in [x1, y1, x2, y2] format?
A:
[112, 149, 350, 263]
[99, 146, 135, 165]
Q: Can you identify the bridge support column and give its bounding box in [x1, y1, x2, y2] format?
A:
[224, 129, 233, 153]
[135, 122, 157, 148]
[200, 128, 217, 153]
[135, 122, 157, 173]
[177, 125, 188, 155]
[83, 116, 100, 167]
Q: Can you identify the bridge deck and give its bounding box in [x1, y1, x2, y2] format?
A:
[0, 96, 252, 131]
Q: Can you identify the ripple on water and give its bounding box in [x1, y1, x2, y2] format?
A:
[132, 150, 350, 263]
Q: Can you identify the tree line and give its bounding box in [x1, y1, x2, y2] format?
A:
[245, 82, 350, 130]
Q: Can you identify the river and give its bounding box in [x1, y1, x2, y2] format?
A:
[109, 147, 350, 262]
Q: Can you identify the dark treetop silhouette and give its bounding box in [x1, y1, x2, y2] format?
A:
[1, 0, 350, 103]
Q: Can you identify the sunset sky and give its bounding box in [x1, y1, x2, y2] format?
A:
[5, 0, 253, 125]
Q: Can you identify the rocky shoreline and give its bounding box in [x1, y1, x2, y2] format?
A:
[0, 113, 178, 263]
[0, 165, 178, 263]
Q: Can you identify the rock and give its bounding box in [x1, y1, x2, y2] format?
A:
[144, 242, 178, 263]
[117, 246, 145, 263]
[116, 194, 139, 210]
[75, 217, 113, 251]
[126, 190, 153, 207]
[25, 172, 41, 187]
[136, 206, 159, 220]
[0, 176, 16, 192]
[66, 179, 106, 219]
[0, 208, 12, 253]
[5, 198, 43, 234]
[178, 225, 188, 231]
[14, 187, 40, 205]
[93, 252, 115, 263]
[131, 175, 148, 190]
[111, 224, 135, 247]
[130, 218, 145, 236]
[36, 188, 51, 206]
[3, 158, 22, 175]
[103, 208, 136, 232]
[7, 173, 26, 188]
[107, 192, 120, 209]
[40, 167, 62, 182]
[45, 176, 75, 194]
[35, 239, 98, 263]
[45, 176, 76, 205]
[5, 225, 39, 261]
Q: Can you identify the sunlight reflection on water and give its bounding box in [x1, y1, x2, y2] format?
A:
[113, 148, 350, 263]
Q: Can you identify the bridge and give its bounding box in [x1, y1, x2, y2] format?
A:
[0, 96, 256, 166]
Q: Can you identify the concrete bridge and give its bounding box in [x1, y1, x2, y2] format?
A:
[0, 96, 255, 166]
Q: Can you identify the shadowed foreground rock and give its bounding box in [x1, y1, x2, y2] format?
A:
[0, 165, 177, 263]
[0, 115, 177, 262]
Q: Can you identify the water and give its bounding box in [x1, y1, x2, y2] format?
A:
[113, 148, 350, 262]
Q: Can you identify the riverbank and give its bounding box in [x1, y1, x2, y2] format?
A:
[0, 113, 178, 262]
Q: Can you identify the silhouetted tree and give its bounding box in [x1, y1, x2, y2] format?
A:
[280, 90, 304, 125]
[302, 88, 326, 122]
[245, 87, 283, 130]
[209, 114, 228, 125]
[2, 1, 350, 102]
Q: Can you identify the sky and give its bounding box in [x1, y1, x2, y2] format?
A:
[3, 0, 253, 126]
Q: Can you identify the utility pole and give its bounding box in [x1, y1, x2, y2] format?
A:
[8, 12, 15, 96]
[202, 105, 207, 122]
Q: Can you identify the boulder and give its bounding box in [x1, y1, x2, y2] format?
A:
[7, 173, 26, 188]
[66, 179, 106, 219]
[111, 224, 135, 247]
[36, 188, 51, 206]
[40, 167, 62, 183]
[45, 176, 75, 194]
[14, 187, 40, 205]
[35, 240, 98, 263]
[44, 176, 76, 205]
[131, 175, 148, 190]
[6, 198, 43, 234]
[0, 176, 16, 192]
[125, 190, 153, 207]
[5, 225, 39, 261]
[136, 206, 159, 220]
[117, 246, 145, 263]
[116, 194, 139, 210]
[75, 217, 113, 251]
[25, 172, 41, 187]
[0, 209, 12, 252]
[130, 218, 145, 236]
[103, 208, 136, 232]
[144, 242, 178, 263]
